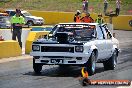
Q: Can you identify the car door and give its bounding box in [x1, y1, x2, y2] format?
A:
[101, 25, 113, 58]
[95, 25, 107, 60]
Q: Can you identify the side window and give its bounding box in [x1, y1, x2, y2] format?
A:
[21, 14, 25, 17]
[101, 27, 107, 39]
[102, 26, 112, 39]
[0, 17, 2, 22]
[10, 12, 16, 16]
[96, 26, 104, 39]
[105, 28, 112, 39]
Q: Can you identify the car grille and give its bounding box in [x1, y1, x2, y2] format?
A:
[41, 46, 74, 53]
[43, 56, 73, 58]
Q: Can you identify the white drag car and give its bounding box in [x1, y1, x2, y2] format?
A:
[30, 23, 119, 75]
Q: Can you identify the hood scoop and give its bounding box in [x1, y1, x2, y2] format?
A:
[55, 32, 69, 44]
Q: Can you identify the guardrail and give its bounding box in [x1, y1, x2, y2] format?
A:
[104, 15, 132, 30]
[0, 29, 30, 48]
[29, 10, 98, 24]
[0, 40, 22, 59]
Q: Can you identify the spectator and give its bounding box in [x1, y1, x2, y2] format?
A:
[95, 13, 104, 24]
[81, 13, 94, 23]
[10, 9, 25, 48]
[116, 0, 121, 16]
[74, 10, 81, 23]
[104, 0, 108, 14]
[82, 0, 88, 13]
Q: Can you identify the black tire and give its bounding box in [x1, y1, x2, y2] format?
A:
[103, 50, 118, 70]
[85, 52, 96, 75]
[33, 58, 42, 74]
[27, 21, 34, 26]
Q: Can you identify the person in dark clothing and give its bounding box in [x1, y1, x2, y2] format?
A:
[82, 0, 89, 13]
[116, 0, 121, 16]
[104, 0, 108, 14]
[10, 9, 25, 49]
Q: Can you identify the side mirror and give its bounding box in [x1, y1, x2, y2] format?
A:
[113, 33, 115, 37]
[92, 34, 96, 38]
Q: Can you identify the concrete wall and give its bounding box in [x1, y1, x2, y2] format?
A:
[0, 40, 22, 59]
[104, 15, 132, 30]
[29, 10, 98, 24]
[0, 29, 30, 48]
[29, 10, 132, 30]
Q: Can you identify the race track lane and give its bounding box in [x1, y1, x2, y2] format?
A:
[0, 30, 132, 88]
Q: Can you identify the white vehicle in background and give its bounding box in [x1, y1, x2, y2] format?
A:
[30, 23, 120, 75]
[6, 9, 44, 26]
[0, 16, 11, 28]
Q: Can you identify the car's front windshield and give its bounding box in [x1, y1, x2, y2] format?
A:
[22, 12, 32, 16]
[51, 24, 96, 41]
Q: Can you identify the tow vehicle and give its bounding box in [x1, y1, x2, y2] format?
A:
[30, 23, 119, 75]
[0, 16, 11, 28]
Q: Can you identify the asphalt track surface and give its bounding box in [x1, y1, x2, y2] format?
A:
[0, 30, 132, 88]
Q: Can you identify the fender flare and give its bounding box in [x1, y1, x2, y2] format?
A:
[112, 45, 119, 56]
[88, 45, 98, 59]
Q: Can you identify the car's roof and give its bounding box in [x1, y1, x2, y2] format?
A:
[6, 9, 15, 11]
[59, 23, 99, 25]
[21, 11, 28, 13]
[6, 9, 27, 12]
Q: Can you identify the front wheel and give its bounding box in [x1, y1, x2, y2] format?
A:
[27, 21, 34, 26]
[85, 52, 96, 75]
[103, 50, 118, 70]
[33, 58, 42, 74]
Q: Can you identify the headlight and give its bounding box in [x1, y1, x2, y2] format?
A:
[75, 46, 83, 52]
[35, 19, 43, 21]
[32, 45, 40, 51]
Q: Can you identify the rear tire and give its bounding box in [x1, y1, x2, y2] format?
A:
[103, 50, 118, 70]
[33, 58, 42, 74]
[85, 52, 96, 75]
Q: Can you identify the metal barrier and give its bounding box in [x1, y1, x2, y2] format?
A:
[0, 29, 30, 48]
[0, 40, 22, 59]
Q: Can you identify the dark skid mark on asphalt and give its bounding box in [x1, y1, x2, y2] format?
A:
[120, 47, 132, 55]
[117, 47, 132, 64]
[24, 66, 82, 77]
[118, 54, 132, 65]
